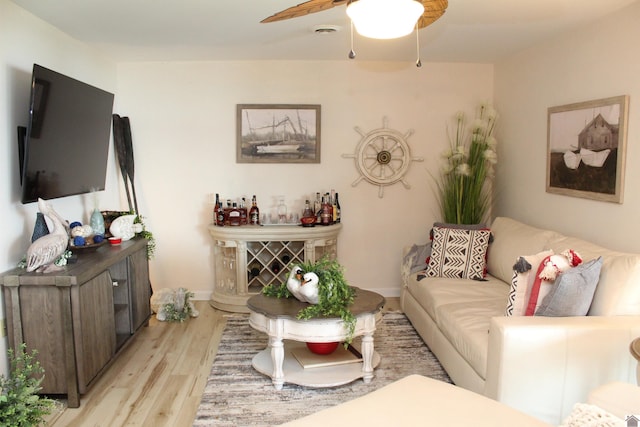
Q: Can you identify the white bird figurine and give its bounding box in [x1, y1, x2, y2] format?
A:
[286, 266, 306, 302]
[299, 271, 320, 305]
[26, 198, 70, 273]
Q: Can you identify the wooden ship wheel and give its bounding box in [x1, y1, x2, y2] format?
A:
[342, 117, 423, 198]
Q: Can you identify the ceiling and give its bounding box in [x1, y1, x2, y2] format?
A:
[9, 0, 638, 63]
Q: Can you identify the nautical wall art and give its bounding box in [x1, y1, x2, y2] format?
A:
[236, 104, 321, 164]
[547, 95, 629, 203]
[342, 117, 423, 198]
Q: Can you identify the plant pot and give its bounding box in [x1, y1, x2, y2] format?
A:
[306, 341, 339, 355]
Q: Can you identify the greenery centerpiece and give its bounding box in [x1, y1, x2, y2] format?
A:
[436, 103, 499, 224]
[0, 344, 57, 426]
[262, 257, 356, 343]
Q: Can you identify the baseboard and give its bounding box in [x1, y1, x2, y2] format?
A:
[191, 290, 213, 301]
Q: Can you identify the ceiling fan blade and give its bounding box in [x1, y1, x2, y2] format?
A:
[261, 0, 348, 23]
[417, 0, 448, 29]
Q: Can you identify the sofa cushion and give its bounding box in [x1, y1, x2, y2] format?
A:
[426, 226, 491, 280]
[535, 257, 603, 317]
[487, 217, 561, 284]
[505, 250, 554, 317]
[405, 275, 509, 322]
[548, 236, 640, 315]
[435, 298, 507, 378]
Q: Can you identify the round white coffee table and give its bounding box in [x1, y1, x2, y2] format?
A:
[247, 288, 385, 390]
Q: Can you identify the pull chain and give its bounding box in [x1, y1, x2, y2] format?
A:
[348, 20, 356, 59]
[415, 23, 422, 68]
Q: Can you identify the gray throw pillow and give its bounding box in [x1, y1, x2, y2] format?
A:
[403, 243, 432, 274]
[535, 257, 603, 317]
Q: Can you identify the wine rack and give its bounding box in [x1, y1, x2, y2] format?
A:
[208, 224, 342, 313]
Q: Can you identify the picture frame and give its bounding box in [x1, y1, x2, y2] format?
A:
[236, 104, 321, 164]
[546, 95, 629, 203]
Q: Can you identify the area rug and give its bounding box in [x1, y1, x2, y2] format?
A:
[193, 312, 451, 427]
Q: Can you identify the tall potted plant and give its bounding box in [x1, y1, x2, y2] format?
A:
[436, 103, 499, 224]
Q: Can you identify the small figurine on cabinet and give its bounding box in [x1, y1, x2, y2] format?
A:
[26, 198, 70, 273]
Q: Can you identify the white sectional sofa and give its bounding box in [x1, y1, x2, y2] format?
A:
[400, 216, 640, 425]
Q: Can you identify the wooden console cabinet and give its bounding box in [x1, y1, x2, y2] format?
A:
[1, 238, 151, 408]
[208, 224, 341, 313]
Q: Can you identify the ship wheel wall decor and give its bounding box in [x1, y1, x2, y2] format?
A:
[342, 117, 424, 198]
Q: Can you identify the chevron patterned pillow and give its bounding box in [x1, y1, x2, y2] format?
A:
[426, 226, 491, 280]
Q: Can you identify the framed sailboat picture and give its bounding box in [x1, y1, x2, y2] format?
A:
[237, 104, 321, 164]
[546, 95, 629, 203]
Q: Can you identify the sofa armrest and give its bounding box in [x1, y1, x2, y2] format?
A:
[484, 315, 640, 425]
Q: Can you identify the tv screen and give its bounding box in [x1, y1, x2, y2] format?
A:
[21, 64, 115, 204]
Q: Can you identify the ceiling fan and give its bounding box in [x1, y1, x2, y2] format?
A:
[261, 0, 448, 30]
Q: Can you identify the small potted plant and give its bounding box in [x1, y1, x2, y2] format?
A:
[262, 257, 356, 343]
[0, 343, 57, 426]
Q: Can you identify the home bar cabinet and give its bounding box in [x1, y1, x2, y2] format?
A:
[208, 224, 341, 313]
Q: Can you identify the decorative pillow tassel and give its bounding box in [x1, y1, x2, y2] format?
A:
[562, 249, 583, 267]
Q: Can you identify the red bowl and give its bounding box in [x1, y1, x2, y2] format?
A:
[108, 237, 122, 246]
[306, 341, 339, 355]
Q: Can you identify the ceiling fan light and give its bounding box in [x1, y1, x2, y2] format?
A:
[346, 0, 425, 40]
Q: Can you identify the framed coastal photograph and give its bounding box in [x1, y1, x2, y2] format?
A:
[236, 104, 321, 164]
[546, 95, 629, 203]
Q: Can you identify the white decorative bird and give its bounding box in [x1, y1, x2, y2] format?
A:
[299, 271, 320, 305]
[286, 266, 306, 302]
[26, 198, 70, 273]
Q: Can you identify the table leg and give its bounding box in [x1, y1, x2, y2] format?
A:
[269, 336, 285, 390]
[361, 332, 374, 383]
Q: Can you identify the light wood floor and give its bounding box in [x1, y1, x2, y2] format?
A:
[46, 297, 401, 427]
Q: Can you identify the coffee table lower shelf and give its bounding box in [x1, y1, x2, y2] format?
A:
[252, 340, 381, 389]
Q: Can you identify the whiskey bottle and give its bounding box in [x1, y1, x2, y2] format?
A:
[335, 192, 341, 223]
[240, 197, 248, 225]
[214, 193, 220, 225]
[228, 202, 241, 226]
[314, 192, 322, 223]
[249, 195, 260, 225]
[321, 196, 332, 225]
[331, 189, 337, 223]
[217, 201, 225, 226]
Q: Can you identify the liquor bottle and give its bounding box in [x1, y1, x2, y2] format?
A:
[325, 192, 334, 225]
[335, 192, 341, 223]
[240, 197, 248, 225]
[249, 195, 260, 225]
[321, 196, 332, 225]
[217, 201, 225, 226]
[314, 192, 322, 223]
[214, 193, 220, 225]
[331, 189, 337, 223]
[302, 200, 313, 218]
[228, 202, 241, 226]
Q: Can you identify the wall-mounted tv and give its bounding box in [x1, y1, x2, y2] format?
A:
[20, 64, 115, 204]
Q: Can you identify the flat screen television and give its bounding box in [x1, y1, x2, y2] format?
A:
[20, 64, 115, 204]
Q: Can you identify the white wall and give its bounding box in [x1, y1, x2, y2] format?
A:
[115, 60, 494, 299]
[0, 0, 118, 376]
[494, 1, 640, 253]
